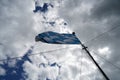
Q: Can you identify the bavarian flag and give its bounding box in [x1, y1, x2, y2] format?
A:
[35, 31, 81, 44]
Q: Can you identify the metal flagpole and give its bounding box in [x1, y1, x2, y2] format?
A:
[81, 43, 110, 80]
[34, 31, 110, 79]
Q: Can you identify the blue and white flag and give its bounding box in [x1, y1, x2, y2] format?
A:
[35, 31, 81, 44]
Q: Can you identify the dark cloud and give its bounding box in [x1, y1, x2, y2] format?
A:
[58, 0, 120, 80]
[91, 0, 120, 19]
[0, 0, 120, 79]
[90, 0, 120, 68]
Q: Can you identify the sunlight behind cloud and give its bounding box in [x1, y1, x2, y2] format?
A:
[98, 47, 111, 58]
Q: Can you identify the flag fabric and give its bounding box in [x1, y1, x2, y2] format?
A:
[35, 31, 81, 44]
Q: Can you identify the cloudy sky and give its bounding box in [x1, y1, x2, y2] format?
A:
[0, 0, 120, 80]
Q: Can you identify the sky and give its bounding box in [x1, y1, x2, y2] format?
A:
[0, 0, 120, 80]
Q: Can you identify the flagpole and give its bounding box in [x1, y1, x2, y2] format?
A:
[81, 43, 110, 80]
[35, 31, 110, 79]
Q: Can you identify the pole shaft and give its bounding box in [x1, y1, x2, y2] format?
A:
[81, 44, 110, 80]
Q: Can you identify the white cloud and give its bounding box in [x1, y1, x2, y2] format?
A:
[98, 47, 111, 58]
[1, 0, 120, 80]
[0, 66, 6, 76]
[23, 61, 40, 80]
[0, 0, 36, 60]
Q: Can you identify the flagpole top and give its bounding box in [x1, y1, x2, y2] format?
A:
[72, 32, 75, 35]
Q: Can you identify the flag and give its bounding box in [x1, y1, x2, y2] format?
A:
[35, 31, 81, 44]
